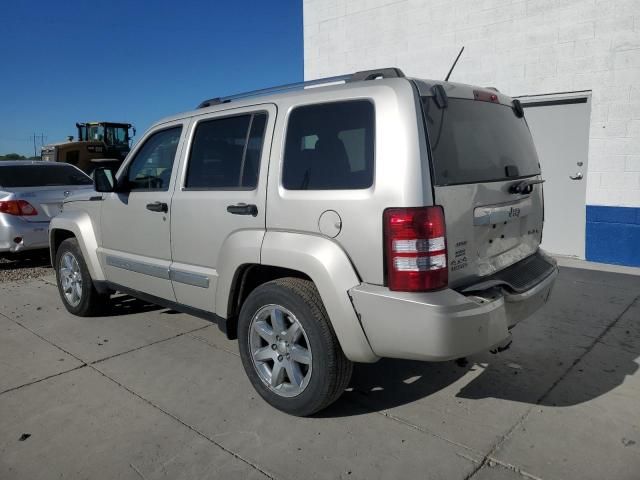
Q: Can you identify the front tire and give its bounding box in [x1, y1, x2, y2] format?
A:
[55, 238, 108, 316]
[238, 278, 353, 416]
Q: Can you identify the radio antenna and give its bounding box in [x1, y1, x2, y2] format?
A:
[444, 46, 465, 81]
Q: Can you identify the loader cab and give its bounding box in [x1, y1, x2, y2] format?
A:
[77, 122, 134, 148]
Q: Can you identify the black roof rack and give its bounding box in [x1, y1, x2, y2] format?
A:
[197, 97, 232, 108]
[347, 67, 405, 82]
[197, 67, 405, 109]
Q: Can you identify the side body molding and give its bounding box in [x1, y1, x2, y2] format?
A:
[259, 231, 378, 363]
[49, 210, 106, 281]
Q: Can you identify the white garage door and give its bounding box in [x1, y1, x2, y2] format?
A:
[519, 94, 592, 258]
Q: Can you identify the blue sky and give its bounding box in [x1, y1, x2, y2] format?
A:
[0, 0, 303, 156]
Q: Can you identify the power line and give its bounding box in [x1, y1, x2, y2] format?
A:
[30, 133, 47, 157]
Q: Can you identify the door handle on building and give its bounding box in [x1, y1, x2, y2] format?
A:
[569, 172, 583, 180]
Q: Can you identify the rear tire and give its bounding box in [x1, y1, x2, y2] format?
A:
[55, 238, 109, 316]
[238, 278, 353, 416]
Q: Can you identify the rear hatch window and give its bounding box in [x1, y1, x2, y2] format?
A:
[423, 97, 540, 185]
[0, 164, 92, 188]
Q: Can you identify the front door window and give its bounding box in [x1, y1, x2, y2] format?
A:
[125, 127, 182, 191]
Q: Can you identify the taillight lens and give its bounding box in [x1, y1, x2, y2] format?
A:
[384, 206, 448, 291]
[0, 200, 38, 216]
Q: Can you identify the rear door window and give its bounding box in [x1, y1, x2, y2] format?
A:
[0, 165, 92, 188]
[282, 100, 374, 190]
[422, 97, 540, 185]
[185, 112, 267, 190]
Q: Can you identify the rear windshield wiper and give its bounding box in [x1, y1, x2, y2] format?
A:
[431, 84, 448, 109]
[509, 178, 545, 194]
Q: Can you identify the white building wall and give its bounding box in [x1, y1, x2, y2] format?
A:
[303, 0, 640, 207]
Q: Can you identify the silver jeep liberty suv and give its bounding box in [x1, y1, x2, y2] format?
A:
[50, 68, 558, 416]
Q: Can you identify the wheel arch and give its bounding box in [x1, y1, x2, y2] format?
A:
[49, 211, 105, 281]
[221, 231, 378, 363]
[49, 229, 75, 265]
[223, 264, 311, 338]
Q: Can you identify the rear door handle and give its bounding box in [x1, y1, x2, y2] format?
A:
[146, 201, 168, 213]
[226, 203, 258, 216]
[569, 172, 583, 180]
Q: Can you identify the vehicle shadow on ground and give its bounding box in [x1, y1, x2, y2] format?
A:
[0, 250, 51, 270]
[105, 294, 164, 316]
[318, 342, 639, 418]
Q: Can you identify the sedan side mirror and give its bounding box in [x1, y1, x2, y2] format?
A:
[94, 167, 115, 192]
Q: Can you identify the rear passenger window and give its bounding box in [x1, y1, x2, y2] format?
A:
[185, 113, 267, 189]
[283, 100, 374, 190]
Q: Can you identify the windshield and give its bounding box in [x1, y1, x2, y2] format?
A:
[422, 97, 540, 185]
[87, 125, 105, 142]
[0, 165, 93, 188]
[105, 125, 129, 146]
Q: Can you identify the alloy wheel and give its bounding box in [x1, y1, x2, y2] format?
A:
[59, 252, 83, 307]
[248, 304, 313, 397]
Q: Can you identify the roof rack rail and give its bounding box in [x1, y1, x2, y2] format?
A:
[196, 67, 405, 109]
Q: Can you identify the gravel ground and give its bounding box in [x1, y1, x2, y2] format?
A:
[0, 250, 53, 283]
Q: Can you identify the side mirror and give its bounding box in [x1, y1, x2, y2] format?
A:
[94, 167, 115, 192]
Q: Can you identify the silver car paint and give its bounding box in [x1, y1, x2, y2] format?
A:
[265, 80, 430, 286]
[0, 161, 93, 253]
[435, 181, 544, 286]
[170, 104, 276, 313]
[50, 76, 556, 363]
[350, 266, 556, 361]
[260, 231, 378, 362]
[96, 118, 189, 301]
[0, 213, 49, 253]
[49, 208, 105, 280]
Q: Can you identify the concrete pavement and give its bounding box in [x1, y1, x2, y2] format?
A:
[1, 267, 639, 479]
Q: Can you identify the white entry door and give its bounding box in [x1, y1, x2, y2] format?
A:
[519, 94, 591, 258]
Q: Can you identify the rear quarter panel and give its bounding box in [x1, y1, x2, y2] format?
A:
[261, 231, 378, 363]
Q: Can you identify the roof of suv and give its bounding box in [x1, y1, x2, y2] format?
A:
[153, 67, 516, 127]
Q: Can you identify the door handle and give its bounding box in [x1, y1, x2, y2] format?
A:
[146, 201, 168, 213]
[226, 203, 258, 216]
[569, 172, 583, 180]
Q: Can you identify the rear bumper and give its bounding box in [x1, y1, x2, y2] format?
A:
[349, 256, 558, 362]
[0, 215, 50, 253]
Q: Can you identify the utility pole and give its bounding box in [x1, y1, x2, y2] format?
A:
[32, 133, 37, 158]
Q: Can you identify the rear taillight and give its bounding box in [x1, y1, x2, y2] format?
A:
[0, 200, 38, 216]
[384, 206, 448, 292]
